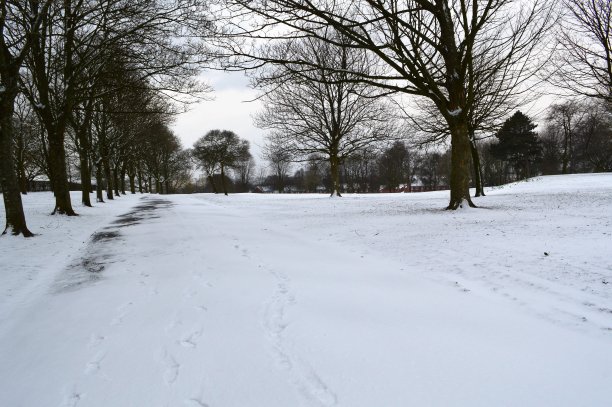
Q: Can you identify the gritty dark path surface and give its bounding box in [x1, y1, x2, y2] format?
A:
[56, 197, 173, 292]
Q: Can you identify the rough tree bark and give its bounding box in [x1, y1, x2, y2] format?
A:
[448, 122, 476, 209]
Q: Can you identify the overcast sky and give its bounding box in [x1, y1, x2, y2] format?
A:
[171, 71, 266, 164]
[171, 70, 556, 174]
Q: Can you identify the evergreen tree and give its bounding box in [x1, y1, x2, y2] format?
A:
[491, 112, 542, 180]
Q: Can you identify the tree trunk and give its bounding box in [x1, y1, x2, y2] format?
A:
[208, 174, 218, 193]
[113, 165, 120, 197]
[120, 166, 127, 195]
[78, 148, 92, 207]
[47, 128, 77, 215]
[562, 134, 569, 175]
[220, 165, 228, 196]
[104, 159, 114, 200]
[448, 123, 476, 209]
[329, 154, 342, 197]
[0, 89, 34, 236]
[95, 162, 104, 203]
[75, 126, 92, 207]
[470, 137, 485, 197]
[129, 174, 136, 194]
[15, 131, 28, 194]
[137, 169, 143, 193]
[17, 159, 28, 195]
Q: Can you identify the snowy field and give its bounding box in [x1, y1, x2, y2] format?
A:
[1, 173, 611, 407]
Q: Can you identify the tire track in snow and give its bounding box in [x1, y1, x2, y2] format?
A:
[425, 246, 612, 336]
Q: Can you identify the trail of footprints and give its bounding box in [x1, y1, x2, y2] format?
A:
[70, 234, 341, 407]
[157, 269, 213, 406]
[69, 270, 214, 406]
[232, 235, 339, 406]
[263, 269, 338, 407]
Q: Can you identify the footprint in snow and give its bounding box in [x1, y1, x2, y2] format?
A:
[62, 391, 83, 407]
[183, 289, 198, 299]
[163, 354, 180, 386]
[84, 351, 106, 375]
[179, 329, 203, 348]
[110, 312, 127, 326]
[87, 334, 105, 348]
[111, 302, 133, 326]
[185, 398, 209, 407]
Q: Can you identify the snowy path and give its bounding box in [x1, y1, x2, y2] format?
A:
[1, 176, 612, 406]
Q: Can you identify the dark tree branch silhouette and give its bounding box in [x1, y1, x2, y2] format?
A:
[216, 0, 553, 208]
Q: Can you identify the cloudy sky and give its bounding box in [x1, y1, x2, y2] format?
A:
[171, 69, 554, 174]
[171, 71, 266, 163]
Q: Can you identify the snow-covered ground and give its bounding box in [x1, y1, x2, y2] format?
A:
[1, 173, 611, 407]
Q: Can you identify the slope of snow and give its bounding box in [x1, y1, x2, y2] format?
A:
[1, 174, 611, 407]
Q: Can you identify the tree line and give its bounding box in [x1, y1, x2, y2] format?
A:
[3, 0, 612, 237]
[215, 0, 611, 206]
[1, 0, 210, 236]
[237, 101, 611, 194]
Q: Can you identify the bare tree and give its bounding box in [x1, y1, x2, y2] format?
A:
[192, 130, 250, 195]
[0, 0, 52, 236]
[544, 99, 612, 172]
[262, 135, 293, 193]
[403, 10, 550, 198]
[19, 0, 211, 215]
[218, 0, 552, 208]
[378, 141, 415, 192]
[234, 149, 254, 192]
[254, 34, 394, 197]
[342, 147, 380, 193]
[13, 96, 45, 194]
[546, 100, 586, 174]
[555, 0, 612, 105]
